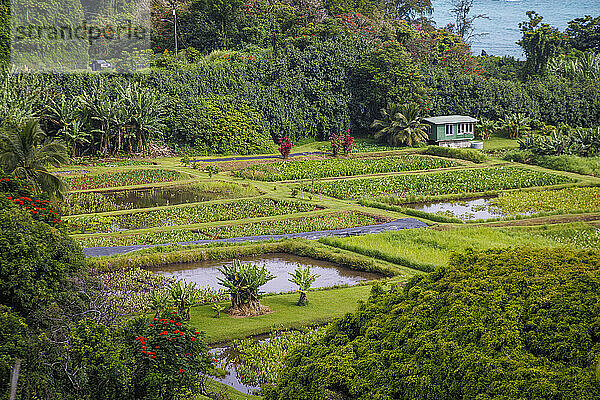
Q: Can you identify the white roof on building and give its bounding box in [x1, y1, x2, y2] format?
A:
[423, 115, 478, 124]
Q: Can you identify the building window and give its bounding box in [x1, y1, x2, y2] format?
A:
[445, 124, 454, 136]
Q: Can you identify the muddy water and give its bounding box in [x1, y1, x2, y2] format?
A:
[150, 253, 384, 293]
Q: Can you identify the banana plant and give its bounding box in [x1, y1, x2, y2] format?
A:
[288, 265, 320, 306]
[169, 280, 200, 320]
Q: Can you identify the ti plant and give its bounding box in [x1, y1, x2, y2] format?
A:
[217, 260, 275, 315]
[169, 280, 200, 320]
[288, 265, 320, 306]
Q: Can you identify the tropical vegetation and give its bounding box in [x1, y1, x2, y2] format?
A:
[265, 248, 600, 399]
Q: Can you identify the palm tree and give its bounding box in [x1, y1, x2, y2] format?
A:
[0, 119, 69, 198]
[371, 102, 429, 146]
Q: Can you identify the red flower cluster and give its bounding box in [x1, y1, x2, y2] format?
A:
[6, 195, 61, 226]
[330, 129, 354, 156]
[137, 336, 157, 358]
[278, 136, 293, 159]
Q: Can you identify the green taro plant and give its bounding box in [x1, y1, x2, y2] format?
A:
[233, 156, 457, 182]
[66, 198, 317, 234]
[217, 260, 275, 315]
[289, 265, 320, 306]
[63, 169, 181, 190]
[231, 326, 327, 386]
[76, 211, 389, 248]
[299, 167, 574, 201]
[204, 165, 220, 178]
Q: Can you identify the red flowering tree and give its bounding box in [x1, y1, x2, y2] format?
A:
[330, 130, 354, 156]
[278, 136, 293, 159]
[1, 174, 62, 227]
[133, 312, 213, 400]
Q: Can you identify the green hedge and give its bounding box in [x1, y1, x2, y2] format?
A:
[425, 69, 600, 128]
[422, 145, 487, 163]
[167, 95, 274, 155]
[90, 238, 399, 276]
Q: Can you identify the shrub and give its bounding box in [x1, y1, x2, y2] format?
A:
[278, 136, 293, 159]
[330, 130, 354, 156]
[132, 314, 212, 400]
[265, 248, 600, 399]
[504, 150, 600, 177]
[59, 319, 131, 400]
[0, 305, 27, 392]
[1, 174, 61, 227]
[0, 206, 86, 315]
[166, 95, 274, 155]
[422, 145, 487, 163]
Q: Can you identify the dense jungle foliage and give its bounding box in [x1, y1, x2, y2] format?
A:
[265, 247, 600, 400]
[1, 1, 599, 155]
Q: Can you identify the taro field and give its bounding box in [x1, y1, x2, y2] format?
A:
[233, 155, 459, 181]
[297, 167, 575, 202]
[49, 147, 600, 399]
[64, 169, 183, 190]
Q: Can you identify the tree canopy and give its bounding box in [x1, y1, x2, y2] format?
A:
[265, 247, 600, 400]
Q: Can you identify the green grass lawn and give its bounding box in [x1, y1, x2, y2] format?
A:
[191, 285, 374, 344]
[322, 223, 600, 270]
[483, 135, 519, 151]
[196, 379, 262, 400]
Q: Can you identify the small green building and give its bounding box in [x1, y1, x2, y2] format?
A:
[423, 115, 478, 148]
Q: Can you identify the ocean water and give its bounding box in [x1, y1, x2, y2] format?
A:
[431, 0, 600, 58]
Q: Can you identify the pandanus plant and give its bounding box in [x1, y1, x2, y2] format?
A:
[288, 266, 320, 306]
[217, 260, 274, 315]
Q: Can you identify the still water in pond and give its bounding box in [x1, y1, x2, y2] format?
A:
[406, 197, 530, 221]
[100, 183, 254, 209]
[150, 253, 384, 293]
[209, 345, 262, 395]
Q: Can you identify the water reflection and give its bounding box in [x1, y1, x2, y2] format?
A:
[150, 253, 384, 293]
